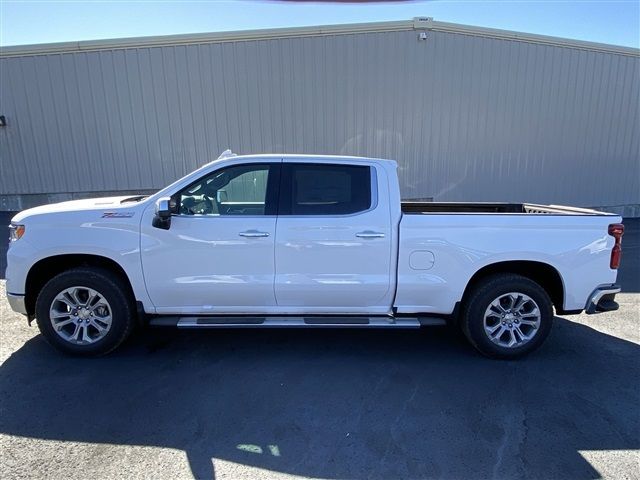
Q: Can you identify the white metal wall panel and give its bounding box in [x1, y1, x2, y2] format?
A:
[0, 26, 638, 214]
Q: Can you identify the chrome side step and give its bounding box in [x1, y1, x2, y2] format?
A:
[148, 315, 446, 328]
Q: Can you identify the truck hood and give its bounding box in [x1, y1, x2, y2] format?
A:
[11, 196, 147, 223]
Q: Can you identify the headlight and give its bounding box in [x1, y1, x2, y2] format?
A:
[9, 224, 25, 242]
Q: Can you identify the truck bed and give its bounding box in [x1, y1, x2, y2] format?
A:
[401, 202, 608, 215]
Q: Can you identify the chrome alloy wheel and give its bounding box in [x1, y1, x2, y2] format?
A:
[49, 286, 113, 345]
[483, 292, 541, 348]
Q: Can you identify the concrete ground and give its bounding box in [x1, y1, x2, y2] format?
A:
[0, 214, 638, 479]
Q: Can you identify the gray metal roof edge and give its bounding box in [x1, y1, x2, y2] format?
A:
[429, 19, 640, 56]
[1, 17, 638, 58]
[0, 19, 411, 57]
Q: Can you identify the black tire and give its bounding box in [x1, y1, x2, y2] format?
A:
[460, 274, 554, 359]
[35, 267, 135, 356]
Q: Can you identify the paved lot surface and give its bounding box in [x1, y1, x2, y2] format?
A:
[0, 214, 638, 479]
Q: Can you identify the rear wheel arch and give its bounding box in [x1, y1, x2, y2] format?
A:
[461, 260, 566, 313]
[25, 254, 136, 316]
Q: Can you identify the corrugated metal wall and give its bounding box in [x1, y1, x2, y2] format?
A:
[1, 24, 639, 214]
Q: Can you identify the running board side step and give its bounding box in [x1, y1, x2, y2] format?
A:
[148, 316, 446, 328]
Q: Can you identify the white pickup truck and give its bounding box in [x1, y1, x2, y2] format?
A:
[6, 154, 624, 358]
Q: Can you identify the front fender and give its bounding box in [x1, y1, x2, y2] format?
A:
[6, 214, 154, 313]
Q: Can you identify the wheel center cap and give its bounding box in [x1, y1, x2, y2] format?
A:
[78, 308, 90, 320]
[504, 313, 515, 321]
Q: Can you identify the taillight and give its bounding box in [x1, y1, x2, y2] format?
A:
[608, 223, 624, 269]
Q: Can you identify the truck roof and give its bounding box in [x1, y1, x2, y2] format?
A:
[213, 151, 398, 165]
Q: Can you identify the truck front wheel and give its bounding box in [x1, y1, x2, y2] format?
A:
[35, 267, 135, 356]
[461, 274, 554, 358]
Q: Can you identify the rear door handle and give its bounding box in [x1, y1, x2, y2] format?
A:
[356, 231, 385, 239]
[239, 230, 270, 238]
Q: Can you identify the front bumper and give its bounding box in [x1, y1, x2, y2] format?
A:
[6, 292, 27, 315]
[585, 285, 621, 314]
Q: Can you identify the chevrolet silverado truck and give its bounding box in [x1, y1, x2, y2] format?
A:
[6, 153, 624, 358]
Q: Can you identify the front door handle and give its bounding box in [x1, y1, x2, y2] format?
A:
[356, 231, 385, 239]
[239, 230, 270, 238]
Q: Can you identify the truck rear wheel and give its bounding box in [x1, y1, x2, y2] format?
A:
[35, 267, 135, 356]
[461, 274, 554, 359]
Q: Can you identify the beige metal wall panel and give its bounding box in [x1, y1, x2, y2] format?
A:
[0, 21, 638, 214]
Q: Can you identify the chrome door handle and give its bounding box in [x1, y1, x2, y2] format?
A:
[239, 230, 270, 238]
[356, 231, 385, 239]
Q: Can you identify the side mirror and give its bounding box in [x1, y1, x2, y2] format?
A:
[152, 197, 172, 230]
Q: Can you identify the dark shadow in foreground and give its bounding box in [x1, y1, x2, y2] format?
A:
[0, 318, 638, 479]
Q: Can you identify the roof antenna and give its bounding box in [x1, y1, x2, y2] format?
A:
[217, 149, 236, 159]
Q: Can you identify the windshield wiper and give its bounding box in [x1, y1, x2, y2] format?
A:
[120, 195, 149, 203]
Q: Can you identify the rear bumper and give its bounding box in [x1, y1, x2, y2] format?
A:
[585, 285, 621, 314]
[6, 292, 27, 315]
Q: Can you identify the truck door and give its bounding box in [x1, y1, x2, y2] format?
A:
[140, 162, 281, 313]
[274, 161, 394, 312]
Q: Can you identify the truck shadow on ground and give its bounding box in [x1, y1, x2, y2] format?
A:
[0, 318, 638, 479]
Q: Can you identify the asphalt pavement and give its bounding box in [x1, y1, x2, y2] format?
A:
[0, 214, 638, 479]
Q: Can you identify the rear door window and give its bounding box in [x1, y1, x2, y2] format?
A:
[280, 163, 372, 215]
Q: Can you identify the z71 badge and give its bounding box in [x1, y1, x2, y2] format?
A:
[101, 211, 135, 218]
